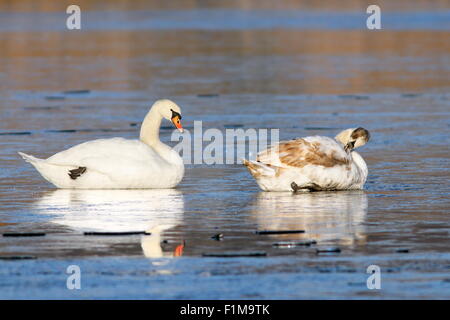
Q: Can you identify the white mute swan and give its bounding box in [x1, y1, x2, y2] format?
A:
[243, 127, 370, 192]
[19, 99, 185, 189]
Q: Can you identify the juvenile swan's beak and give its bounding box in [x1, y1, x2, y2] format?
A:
[344, 141, 355, 152]
[171, 112, 183, 133]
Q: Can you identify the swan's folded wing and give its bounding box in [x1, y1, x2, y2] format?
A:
[46, 138, 154, 166]
[257, 137, 350, 169]
[44, 138, 170, 176]
[75, 155, 168, 179]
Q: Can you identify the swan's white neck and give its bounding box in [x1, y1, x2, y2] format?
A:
[351, 151, 368, 178]
[140, 107, 163, 148]
[139, 106, 182, 167]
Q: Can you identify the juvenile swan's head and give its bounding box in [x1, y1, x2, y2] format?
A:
[152, 99, 183, 132]
[335, 127, 370, 152]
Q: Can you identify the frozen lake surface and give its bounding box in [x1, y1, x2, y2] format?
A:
[0, 1, 449, 299]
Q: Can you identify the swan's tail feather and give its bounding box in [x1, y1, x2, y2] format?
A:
[18, 152, 50, 174]
[242, 159, 276, 178]
[18, 152, 63, 187]
[18, 152, 43, 164]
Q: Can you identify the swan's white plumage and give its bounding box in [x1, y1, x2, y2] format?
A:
[243, 128, 370, 192]
[19, 99, 184, 189]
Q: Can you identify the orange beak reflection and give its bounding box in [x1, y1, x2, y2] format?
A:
[172, 116, 183, 133]
[173, 240, 185, 257]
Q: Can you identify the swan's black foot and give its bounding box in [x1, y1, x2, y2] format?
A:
[306, 183, 323, 192]
[69, 167, 87, 180]
[291, 182, 323, 192]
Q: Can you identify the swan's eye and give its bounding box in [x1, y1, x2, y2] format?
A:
[171, 109, 182, 120]
[172, 116, 181, 124]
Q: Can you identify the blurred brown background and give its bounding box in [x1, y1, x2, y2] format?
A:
[0, 0, 448, 95]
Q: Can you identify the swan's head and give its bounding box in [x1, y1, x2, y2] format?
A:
[335, 127, 370, 152]
[153, 99, 183, 133]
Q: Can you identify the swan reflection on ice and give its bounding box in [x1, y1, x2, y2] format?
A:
[251, 191, 368, 246]
[33, 189, 185, 258]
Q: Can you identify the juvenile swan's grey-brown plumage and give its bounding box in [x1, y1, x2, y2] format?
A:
[243, 128, 370, 192]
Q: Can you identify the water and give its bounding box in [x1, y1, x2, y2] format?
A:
[0, 1, 449, 299]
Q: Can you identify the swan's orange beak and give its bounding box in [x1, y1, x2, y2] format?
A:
[171, 115, 183, 133]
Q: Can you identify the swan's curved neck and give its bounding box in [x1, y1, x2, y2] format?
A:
[351, 151, 368, 177]
[140, 107, 164, 148]
[139, 107, 182, 167]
